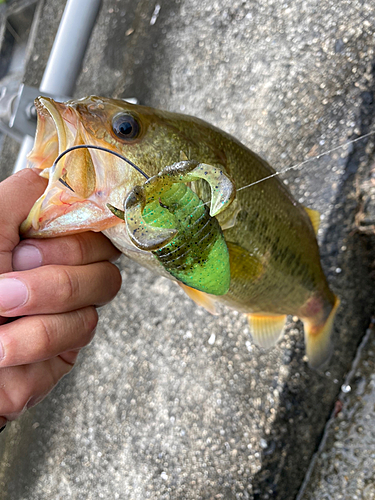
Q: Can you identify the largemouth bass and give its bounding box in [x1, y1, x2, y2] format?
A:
[21, 96, 339, 368]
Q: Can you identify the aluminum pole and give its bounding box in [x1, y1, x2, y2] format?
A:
[13, 135, 35, 173]
[14, 0, 102, 172]
[40, 0, 102, 96]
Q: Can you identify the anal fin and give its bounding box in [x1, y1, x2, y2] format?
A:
[247, 313, 287, 349]
[178, 282, 218, 315]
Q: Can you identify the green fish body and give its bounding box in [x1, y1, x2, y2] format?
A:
[21, 96, 339, 367]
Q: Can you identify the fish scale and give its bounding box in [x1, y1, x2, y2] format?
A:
[21, 95, 339, 368]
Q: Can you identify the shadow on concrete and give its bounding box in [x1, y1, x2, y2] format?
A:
[252, 79, 375, 499]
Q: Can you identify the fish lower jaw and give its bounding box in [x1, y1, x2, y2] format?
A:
[21, 196, 121, 237]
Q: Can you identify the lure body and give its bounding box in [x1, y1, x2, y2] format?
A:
[143, 183, 230, 295]
[106, 158, 235, 295]
[21, 96, 339, 367]
[109, 180, 231, 296]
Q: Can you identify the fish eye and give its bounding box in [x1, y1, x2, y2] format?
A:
[112, 113, 140, 140]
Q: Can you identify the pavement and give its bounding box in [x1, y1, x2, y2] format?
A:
[298, 322, 375, 500]
[0, 0, 375, 499]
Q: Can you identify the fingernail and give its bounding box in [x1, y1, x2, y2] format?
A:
[12, 244, 42, 271]
[0, 278, 28, 312]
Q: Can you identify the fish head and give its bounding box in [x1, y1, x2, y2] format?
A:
[21, 96, 196, 238]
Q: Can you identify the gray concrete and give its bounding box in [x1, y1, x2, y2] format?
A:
[298, 323, 375, 499]
[0, 0, 375, 498]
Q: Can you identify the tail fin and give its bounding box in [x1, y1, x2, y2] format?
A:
[302, 296, 340, 369]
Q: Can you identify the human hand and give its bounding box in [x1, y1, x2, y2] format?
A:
[0, 169, 122, 431]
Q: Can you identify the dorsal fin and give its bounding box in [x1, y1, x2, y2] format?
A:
[304, 206, 321, 234]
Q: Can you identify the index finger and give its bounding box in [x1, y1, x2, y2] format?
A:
[13, 231, 122, 271]
[0, 169, 47, 273]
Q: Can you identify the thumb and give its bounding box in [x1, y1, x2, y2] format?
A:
[0, 169, 47, 273]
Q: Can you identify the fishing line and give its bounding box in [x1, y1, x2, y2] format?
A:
[236, 129, 375, 193]
[53, 144, 150, 180]
[54, 131, 375, 203]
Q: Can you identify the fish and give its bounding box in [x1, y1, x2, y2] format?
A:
[20, 95, 339, 368]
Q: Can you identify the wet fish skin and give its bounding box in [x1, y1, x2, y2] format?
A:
[21, 96, 339, 368]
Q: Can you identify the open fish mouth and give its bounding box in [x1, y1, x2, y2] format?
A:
[20, 97, 123, 238]
[28, 97, 75, 171]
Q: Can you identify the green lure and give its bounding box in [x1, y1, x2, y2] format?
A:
[108, 160, 236, 295]
[143, 183, 229, 295]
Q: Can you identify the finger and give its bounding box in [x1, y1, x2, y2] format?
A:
[0, 170, 47, 273]
[0, 356, 75, 420]
[0, 261, 122, 317]
[0, 307, 97, 367]
[13, 231, 122, 271]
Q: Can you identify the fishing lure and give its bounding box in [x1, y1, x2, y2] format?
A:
[53, 145, 236, 295]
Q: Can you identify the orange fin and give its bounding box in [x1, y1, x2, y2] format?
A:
[304, 206, 321, 234]
[178, 282, 218, 315]
[247, 313, 287, 349]
[302, 295, 340, 369]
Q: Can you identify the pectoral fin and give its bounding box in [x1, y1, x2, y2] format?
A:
[178, 283, 218, 315]
[247, 313, 287, 349]
[227, 242, 263, 282]
[304, 206, 321, 234]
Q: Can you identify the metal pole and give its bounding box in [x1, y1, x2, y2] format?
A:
[40, 0, 102, 96]
[13, 135, 35, 173]
[13, 0, 102, 172]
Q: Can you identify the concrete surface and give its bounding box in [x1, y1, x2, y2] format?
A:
[298, 322, 375, 499]
[0, 0, 375, 499]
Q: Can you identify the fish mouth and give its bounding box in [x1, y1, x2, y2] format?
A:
[28, 97, 72, 170]
[21, 97, 122, 238]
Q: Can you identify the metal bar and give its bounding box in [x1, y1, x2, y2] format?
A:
[0, 119, 23, 143]
[13, 0, 102, 172]
[13, 135, 35, 173]
[40, 0, 102, 95]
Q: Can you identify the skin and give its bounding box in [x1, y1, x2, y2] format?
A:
[0, 169, 122, 428]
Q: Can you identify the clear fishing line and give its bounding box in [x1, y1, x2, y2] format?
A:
[236, 129, 375, 193]
[53, 131, 375, 200]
